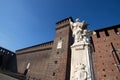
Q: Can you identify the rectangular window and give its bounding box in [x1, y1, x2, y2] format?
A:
[52, 72, 56, 76]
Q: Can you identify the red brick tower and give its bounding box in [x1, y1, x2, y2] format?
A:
[46, 17, 73, 80]
[91, 24, 120, 80]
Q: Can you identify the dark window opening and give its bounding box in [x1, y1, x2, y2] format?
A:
[57, 52, 59, 54]
[52, 72, 56, 76]
[54, 61, 58, 64]
[103, 69, 105, 71]
[104, 75, 106, 77]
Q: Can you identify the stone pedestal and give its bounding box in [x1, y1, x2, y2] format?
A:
[70, 42, 92, 80]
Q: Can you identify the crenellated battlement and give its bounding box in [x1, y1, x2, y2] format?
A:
[16, 41, 53, 54]
[0, 46, 15, 55]
[92, 24, 120, 38]
[56, 17, 73, 30]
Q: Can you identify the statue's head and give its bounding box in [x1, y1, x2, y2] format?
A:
[76, 18, 80, 22]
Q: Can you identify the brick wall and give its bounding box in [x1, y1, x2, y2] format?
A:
[91, 24, 120, 80]
[16, 41, 53, 80]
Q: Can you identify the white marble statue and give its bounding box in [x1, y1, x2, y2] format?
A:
[70, 18, 87, 43]
[82, 29, 96, 43]
[70, 18, 95, 80]
[70, 18, 96, 43]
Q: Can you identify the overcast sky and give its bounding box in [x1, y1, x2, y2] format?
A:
[0, 0, 120, 52]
